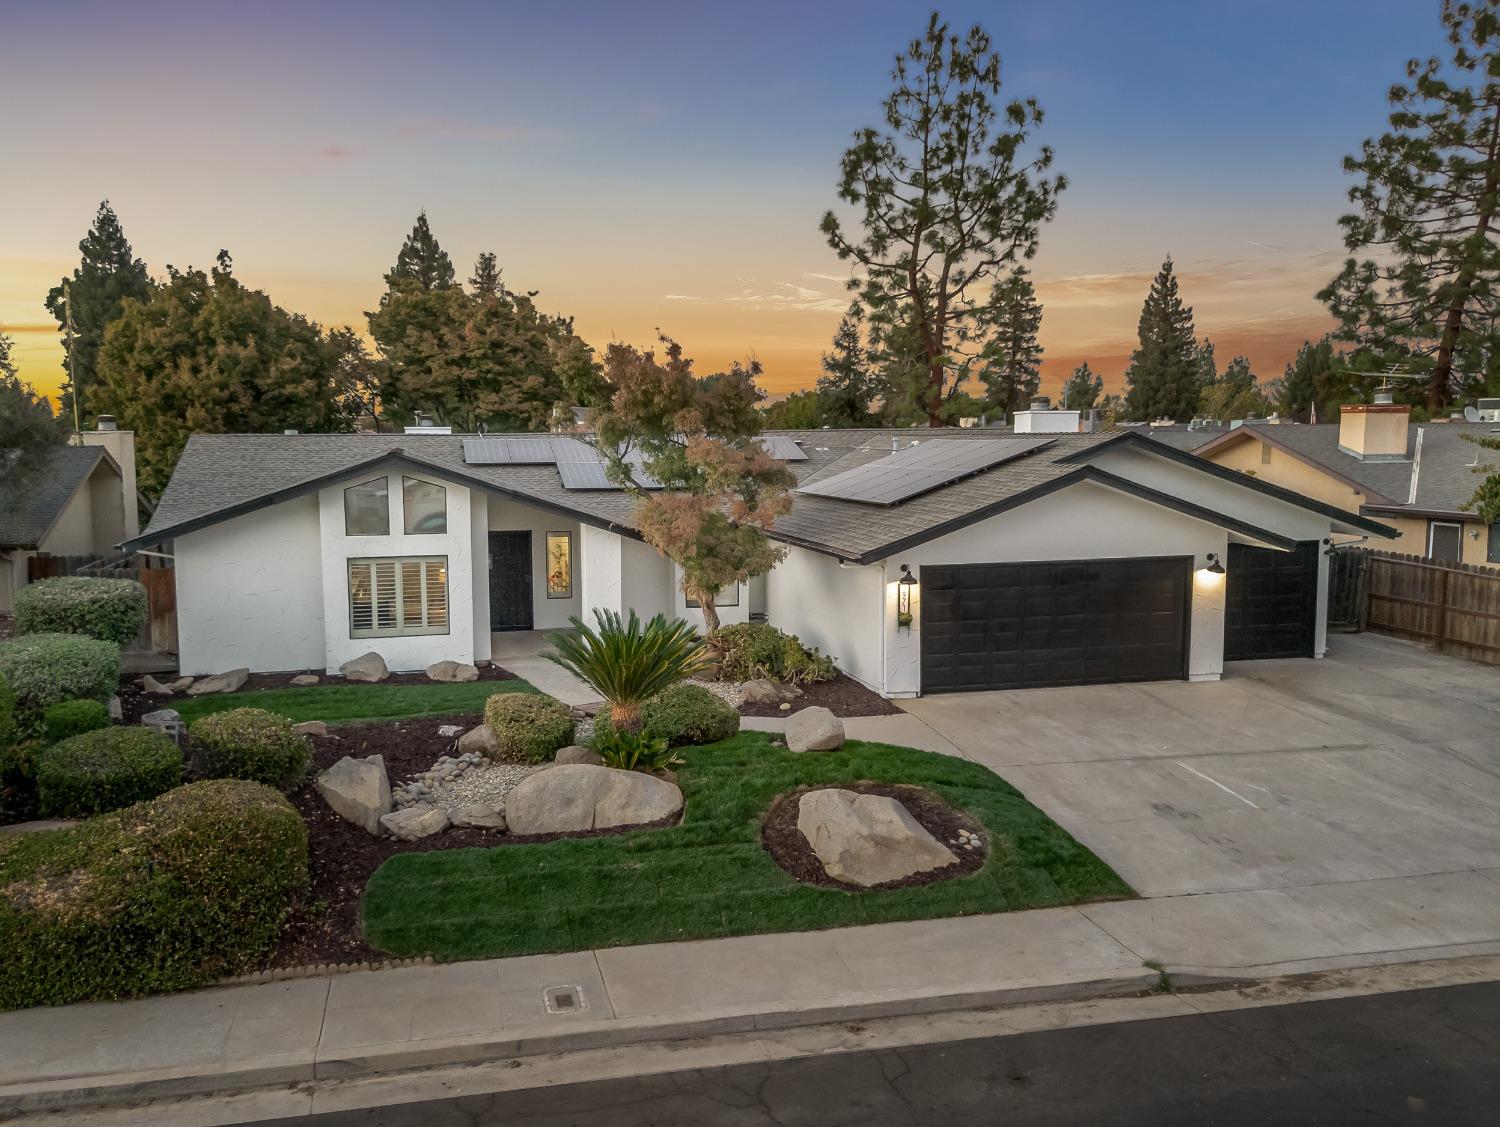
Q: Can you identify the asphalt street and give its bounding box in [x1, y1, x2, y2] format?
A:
[265, 981, 1500, 1126]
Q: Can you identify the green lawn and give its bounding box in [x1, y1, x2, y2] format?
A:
[173, 679, 538, 726]
[362, 732, 1131, 961]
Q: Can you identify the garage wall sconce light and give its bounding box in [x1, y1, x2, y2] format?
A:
[897, 564, 917, 630]
[1202, 553, 1226, 575]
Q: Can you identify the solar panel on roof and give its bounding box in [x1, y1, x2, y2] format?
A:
[796, 437, 1054, 505]
[760, 435, 808, 461]
[462, 436, 571, 464]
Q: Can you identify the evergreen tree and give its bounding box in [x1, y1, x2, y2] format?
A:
[1195, 338, 1218, 389]
[1124, 258, 1202, 422]
[1319, 1, 1500, 409]
[978, 268, 1044, 420]
[388, 211, 456, 291]
[822, 12, 1064, 425]
[0, 335, 65, 509]
[1200, 355, 1268, 420]
[814, 308, 877, 426]
[44, 201, 152, 424]
[1061, 362, 1103, 410]
[1277, 339, 1333, 422]
[469, 252, 502, 298]
[762, 390, 827, 429]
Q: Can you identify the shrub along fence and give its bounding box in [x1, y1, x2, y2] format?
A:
[1329, 549, 1500, 665]
[26, 553, 175, 654]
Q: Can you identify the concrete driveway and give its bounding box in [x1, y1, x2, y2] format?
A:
[900, 633, 1500, 904]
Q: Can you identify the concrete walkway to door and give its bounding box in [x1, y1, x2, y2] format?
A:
[897, 632, 1500, 973]
[489, 630, 601, 709]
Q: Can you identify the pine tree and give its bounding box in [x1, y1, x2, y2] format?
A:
[978, 268, 1044, 420]
[44, 201, 152, 424]
[1195, 338, 1218, 389]
[1319, 1, 1500, 409]
[1124, 258, 1202, 422]
[0, 334, 65, 509]
[388, 211, 456, 291]
[1201, 356, 1268, 420]
[814, 308, 877, 426]
[470, 252, 502, 298]
[1060, 362, 1103, 410]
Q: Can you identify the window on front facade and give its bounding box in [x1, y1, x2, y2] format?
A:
[343, 477, 389, 536]
[1259, 442, 1272, 465]
[545, 531, 573, 598]
[348, 556, 448, 637]
[403, 477, 446, 534]
[1428, 521, 1462, 564]
[686, 583, 739, 608]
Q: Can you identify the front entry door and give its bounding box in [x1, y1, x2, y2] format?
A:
[489, 531, 533, 631]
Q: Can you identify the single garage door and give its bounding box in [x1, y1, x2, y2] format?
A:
[920, 557, 1192, 693]
[1223, 541, 1318, 660]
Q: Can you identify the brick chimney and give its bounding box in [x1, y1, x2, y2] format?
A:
[1338, 391, 1410, 461]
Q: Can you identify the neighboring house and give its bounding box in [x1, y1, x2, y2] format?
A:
[0, 445, 126, 614]
[1127, 420, 1232, 451]
[1191, 397, 1500, 565]
[123, 425, 1393, 697]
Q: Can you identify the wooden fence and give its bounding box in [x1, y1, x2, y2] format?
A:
[26, 553, 177, 655]
[1335, 549, 1500, 665]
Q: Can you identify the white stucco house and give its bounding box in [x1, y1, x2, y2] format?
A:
[122, 424, 1394, 696]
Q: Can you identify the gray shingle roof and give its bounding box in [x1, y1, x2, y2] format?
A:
[0, 446, 108, 550]
[1408, 423, 1500, 515]
[1128, 423, 1232, 451]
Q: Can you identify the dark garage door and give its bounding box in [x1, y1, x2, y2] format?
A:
[1224, 541, 1318, 661]
[920, 557, 1192, 693]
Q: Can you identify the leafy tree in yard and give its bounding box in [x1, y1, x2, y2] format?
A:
[1124, 257, 1202, 422]
[761, 390, 827, 429]
[44, 201, 152, 425]
[388, 211, 456, 292]
[821, 11, 1064, 425]
[0, 334, 65, 508]
[328, 328, 387, 432]
[95, 252, 354, 496]
[977, 266, 1043, 420]
[590, 336, 796, 631]
[815, 308, 879, 426]
[1061, 361, 1103, 410]
[1319, 1, 1500, 409]
[1200, 355, 1270, 421]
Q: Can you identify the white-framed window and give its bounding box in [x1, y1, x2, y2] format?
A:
[344, 477, 390, 536]
[403, 476, 447, 534]
[348, 556, 449, 637]
[686, 583, 740, 608]
[1427, 521, 1462, 564]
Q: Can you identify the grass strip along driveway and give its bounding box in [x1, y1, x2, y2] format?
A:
[364, 732, 1131, 960]
[173, 679, 538, 726]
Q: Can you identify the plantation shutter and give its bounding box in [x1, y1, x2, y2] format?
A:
[348, 557, 447, 637]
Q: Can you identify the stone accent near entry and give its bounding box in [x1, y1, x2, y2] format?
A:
[449, 803, 506, 830]
[554, 745, 605, 766]
[186, 668, 249, 696]
[740, 678, 802, 705]
[796, 789, 957, 887]
[289, 674, 320, 686]
[426, 660, 479, 683]
[457, 723, 499, 758]
[380, 804, 450, 840]
[316, 754, 392, 835]
[505, 764, 682, 836]
[340, 652, 389, 682]
[785, 706, 845, 752]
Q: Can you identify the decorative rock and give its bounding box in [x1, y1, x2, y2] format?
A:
[186, 668, 250, 696]
[141, 674, 175, 696]
[426, 660, 480, 683]
[108, 695, 123, 721]
[169, 676, 195, 692]
[785, 706, 845, 753]
[437, 724, 463, 738]
[449, 803, 506, 830]
[778, 702, 792, 712]
[293, 720, 328, 738]
[340, 652, 389, 683]
[796, 789, 958, 887]
[554, 745, 605, 766]
[380, 804, 450, 840]
[141, 706, 182, 726]
[741, 678, 801, 705]
[315, 755, 392, 835]
[457, 724, 500, 758]
[289, 674, 320, 686]
[505, 764, 682, 836]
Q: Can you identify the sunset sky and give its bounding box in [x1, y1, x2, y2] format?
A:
[0, 0, 1439, 405]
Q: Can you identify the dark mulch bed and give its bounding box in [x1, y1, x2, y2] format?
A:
[737, 671, 903, 718]
[241, 663, 519, 693]
[761, 781, 988, 891]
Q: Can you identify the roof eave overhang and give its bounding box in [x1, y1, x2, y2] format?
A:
[1360, 504, 1484, 522]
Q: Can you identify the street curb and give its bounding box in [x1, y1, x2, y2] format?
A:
[1162, 939, 1500, 988]
[0, 969, 1159, 1115]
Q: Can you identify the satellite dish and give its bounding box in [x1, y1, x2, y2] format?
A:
[1464, 405, 1482, 422]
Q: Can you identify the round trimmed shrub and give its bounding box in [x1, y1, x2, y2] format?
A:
[596, 683, 739, 748]
[483, 692, 574, 763]
[34, 727, 182, 817]
[42, 699, 111, 743]
[712, 623, 835, 686]
[0, 779, 308, 1008]
[187, 708, 311, 792]
[0, 633, 120, 735]
[15, 577, 148, 646]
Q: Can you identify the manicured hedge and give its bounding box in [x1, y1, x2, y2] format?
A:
[42, 699, 111, 743]
[15, 577, 148, 646]
[0, 780, 308, 1008]
[34, 727, 182, 817]
[595, 682, 740, 748]
[0, 633, 120, 735]
[0, 673, 14, 753]
[713, 623, 836, 686]
[187, 708, 310, 792]
[483, 693, 574, 763]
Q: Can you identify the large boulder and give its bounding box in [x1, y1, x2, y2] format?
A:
[506, 764, 682, 836]
[340, 652, 389, 683]
[185, 668, 249, 696]
[289, 674, 320, 686]
[293, 720, 328, 738]
[141, 674, 175, 696]
[785, 706, 844, 752]
[554, 745, 605, 766]
[457, 723, 500, 758]
[315, 754, 391, 835]
[741, 678, 801, 705]
[380, 804, 450, 840]
[426, 660, 479, 683]
[449, 803, 506, 830]
[797, 789, 958, 888]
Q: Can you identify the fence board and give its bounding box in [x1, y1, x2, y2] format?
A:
[1345, 549, 1500, 665]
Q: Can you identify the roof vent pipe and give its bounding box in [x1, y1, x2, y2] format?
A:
[1029, 395, 1051, 411]
[95, 415, 117, 432]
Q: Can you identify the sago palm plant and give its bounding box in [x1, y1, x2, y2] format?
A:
[547, 609, 708, 732]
